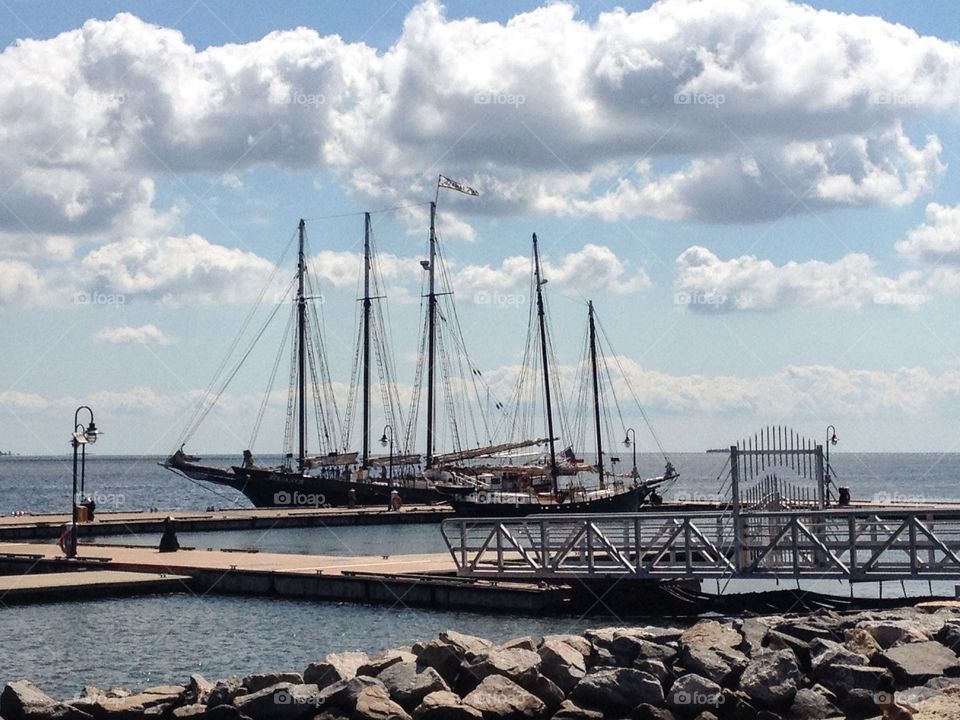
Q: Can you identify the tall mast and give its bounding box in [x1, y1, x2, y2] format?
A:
[425, 202, 437, 468]
[588, 301, 605, 489]
[297, 218, 307, 471]
[533, 233, 558, 493]
[362, 212, 372, 468]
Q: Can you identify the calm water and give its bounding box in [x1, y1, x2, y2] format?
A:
[2, 452, 959, 698]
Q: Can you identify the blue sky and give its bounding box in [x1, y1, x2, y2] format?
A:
[3, 0, 960, 456]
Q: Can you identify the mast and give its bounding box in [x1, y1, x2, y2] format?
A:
[362, 212, 372, 468]
[297, 218, 307, 471]
[425, 202, 437, 468]
[588, 301, 604, 489]
[532, 233, 558, 493]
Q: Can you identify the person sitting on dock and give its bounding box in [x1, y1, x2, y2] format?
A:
[389, 490, 402, 511]
[159, 516, 180, 553]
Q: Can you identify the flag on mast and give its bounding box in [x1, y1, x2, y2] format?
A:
[438, 175, 479, 196]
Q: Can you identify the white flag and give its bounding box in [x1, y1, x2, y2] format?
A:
[438, 175, 479, 196]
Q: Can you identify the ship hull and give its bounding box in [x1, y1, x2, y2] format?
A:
[448, 484, 647, 517]
[231, 466, 446, 507]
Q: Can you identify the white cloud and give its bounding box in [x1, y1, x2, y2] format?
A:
[0, 260, 48, 305]
[0, 0, 957, 242]
[93, 324, 173, 345]
[674, 245, 927, 312]
[77, 234, 276, 304]
[0, 391, 48, 413]
[896, 202, 960, 265]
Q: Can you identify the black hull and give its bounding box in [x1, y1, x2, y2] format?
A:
[449, 485, 646, 517]
[232, 466, 446, 508]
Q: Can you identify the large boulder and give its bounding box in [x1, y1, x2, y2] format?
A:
[461, 675, 545, 720]
[808, 638, 868, 678]
[542, 635, 592, 657]
[206, 677, 246, 708]
[459, 648, 541, 693]
[665, 674, 723, 714]
[631, 705, 676, 720]
[736, 618, 769, 658]
[773, 616, 839, 644]
[305, 651, 370, 687]
[354, 685, 412, 720]
[610, 635, 676, 665]
[499, 637, 539, 653]
[855, 619, 931, 648]
[784, 687, 842, 720]
[377, 662, 450, 710]
[763, 630, 810, 670]
[842, 628, 881, 661]
[232, 682, 322, 720]
[549, 699, 604, 720]
[537, 640, 586, 693]
[411, 691, 482, 720]
[414, 633, 492, 687]
[569, 668, 663, 713]
[738, 649, 801, 708]
[85, 688, 184, 718]
[816, 664, 891, 714]
[315, 676, 386, 713]
[879, 640, 960, 685]
[2, 681, 92, 720]
[359, 650, 419, 678]
[241, 672, 303, 695]
[679, 621, 741, 650]
[677, 644, 748, 686]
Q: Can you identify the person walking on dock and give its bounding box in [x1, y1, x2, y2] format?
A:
[159, 517, 180, 553]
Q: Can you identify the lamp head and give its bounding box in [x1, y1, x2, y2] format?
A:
[380, 433, 388, 447]
[623, 434, 631, 448]
[84, 421, 100, 444]
[830, 433, 838, 446]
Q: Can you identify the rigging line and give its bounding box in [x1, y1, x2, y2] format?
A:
[167, 467, 247, 508]
[184, 278, 294, 444]
[177, 227, 298, 449]
[249, 309, 295, 450]
[302, 201, 433, 223]
[596, 315, 670, 461]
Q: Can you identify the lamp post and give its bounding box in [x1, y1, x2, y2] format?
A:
[379, 424, 394, 491]
[69, 406, 100, 558]
[623, 428, 638, 482]
[825, 424, 838, 506]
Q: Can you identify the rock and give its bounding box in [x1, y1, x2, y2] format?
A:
[542, 635, 592, 657]
[631, 705, 676, 720]
[773, 617, 838, 643]
[414, 633, 492, 687]
[634, 659, 670, 686]
[816, 664, 890, 714]
[855, 618, 931, 648]
[359, 651, 420, 678]
[305, 651, 370, 686]
[569, 668, 663, 713]
[808, 637, 868, 678]
[926, 676, 960, 690]
[206, 677, 245, 708]
[315, 676, 385, 713]
[499, 637, 539, 653]
[1, 681, 59, 720]
[784, 687, 842, 720]
[537, 640, 586, 693]
[678, 644, 748, 686]
[241, 672, 303, 695]
[521, 674, 563, 711]
[550, 699, 604, 720]
[911, 685, 960, 720]
[737, 618, 769, 657]
[586, 648, 618, 668]
[184, 675, 213, 706]
[199, 706, 253, 720]
[763, 630, 810, 670]
[105, 689, 132, 699]
[354, 685, 412, 720]
[459, 648, 541, 693]
[80, 687, 101, 700]
[879, 639, 960, 685]
[232, 683, 322, 720]
[680, 621, 741, 649]
[377, 662, 449, 710]
[842, 628, 881, 660]
[691, 713, 718, 720]
[461, 675, 545, 720]
[739, 649, 800, 708]
[611, 634, 676, 665]
[172, 704, 208, 718]
[666, 673, 723, 714]
[411, 691, 483, 720]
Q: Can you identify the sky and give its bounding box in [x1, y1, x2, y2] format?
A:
[3, 0, 960, 457]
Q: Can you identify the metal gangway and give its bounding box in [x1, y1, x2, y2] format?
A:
[440, 427, 960, 583]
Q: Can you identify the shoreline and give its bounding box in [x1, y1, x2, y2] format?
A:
[5, 603, 960, 719]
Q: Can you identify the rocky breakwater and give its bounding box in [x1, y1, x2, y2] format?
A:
[6, 604, 960, 719]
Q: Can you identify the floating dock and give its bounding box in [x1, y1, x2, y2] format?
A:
[0, 569, 192, 604]
[0, 505, 454, 541]
[0, 542, 570, 613]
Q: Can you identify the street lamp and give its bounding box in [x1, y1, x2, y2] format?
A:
[379, 424, 394, 491]
[69, 406, 100, 558]
[824, 424, 838, 506]
[623, 428, 638, 481]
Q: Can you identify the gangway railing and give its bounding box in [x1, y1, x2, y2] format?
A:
[441, 508, 960, 582]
